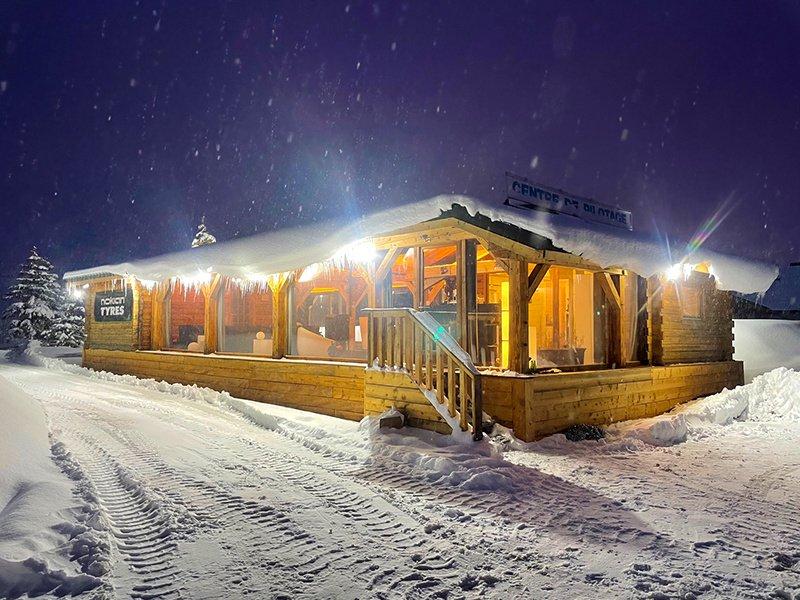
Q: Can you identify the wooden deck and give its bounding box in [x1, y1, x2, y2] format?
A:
[84, 348, 742, 442]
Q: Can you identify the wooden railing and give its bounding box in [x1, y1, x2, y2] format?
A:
[364, 308, 483, 441]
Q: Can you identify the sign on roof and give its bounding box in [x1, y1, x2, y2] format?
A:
[505, 172, 633, 230]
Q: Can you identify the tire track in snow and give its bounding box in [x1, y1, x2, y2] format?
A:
[108, 423, 487, 598]
[54, 427, 188, 600]
[51, 408, 330, 597]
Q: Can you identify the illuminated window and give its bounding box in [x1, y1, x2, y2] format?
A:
[467, 244, 509, 368]
[390, 248, 416, 308]
[289, 266, 367, 359]
[219, 284, 274, 354]
[420, 244, 459, 337]
[166, 281, 205, 350]
[528, 266, 608, 368]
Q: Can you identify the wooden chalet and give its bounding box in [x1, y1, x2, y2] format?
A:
[64, 196, 777, 442]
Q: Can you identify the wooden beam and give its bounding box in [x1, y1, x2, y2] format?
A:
[484, 241, 528, 262]
[373, 216, 609, 271]
[374, 246, 401, 282]
[527, 264, 550, 301]
[370, 246, 402, 309]
[597, 272, 622, 310]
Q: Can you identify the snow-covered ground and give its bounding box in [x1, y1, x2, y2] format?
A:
[1, 348, 800, 599]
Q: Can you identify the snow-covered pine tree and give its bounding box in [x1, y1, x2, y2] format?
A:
[2, 247, 62, 344]
[49, 288, 86, 347]
[191, 217, 217, 248]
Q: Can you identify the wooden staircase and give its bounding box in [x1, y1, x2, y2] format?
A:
[364, 308, 484, 441]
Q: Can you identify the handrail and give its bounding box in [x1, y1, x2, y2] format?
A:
[363, 308, 483, 441]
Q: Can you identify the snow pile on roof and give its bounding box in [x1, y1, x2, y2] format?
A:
[609, 367, 800, 446]
[64, 195, 778, 294]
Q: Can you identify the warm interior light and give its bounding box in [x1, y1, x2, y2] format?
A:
[500, 280, 509, 369]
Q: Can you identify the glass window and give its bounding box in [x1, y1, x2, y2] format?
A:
[219, 284, 274, 354]
[420, 244, 458, 338]
[468, 244, 509, 368]
[390, 248, 416, 308]
[528, 266, 607, 369]
[290, 265, 367, 359]
[623, 274, 642, 362]
[167, 281, 205, 350]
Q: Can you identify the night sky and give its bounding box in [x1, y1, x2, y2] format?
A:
[1, 1, 799, 292]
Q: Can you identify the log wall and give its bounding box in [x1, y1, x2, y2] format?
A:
[648, 272, 734, 365]
[83, 349, 366, 421]
[84, 280, 143, 351]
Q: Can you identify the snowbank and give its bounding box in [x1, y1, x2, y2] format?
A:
[733, 319, 800, 382]
[609, 367, 800, 446]
[64, 195, 777, 294]
[0, 376, 105, 597]
[32, 349, 532, 495]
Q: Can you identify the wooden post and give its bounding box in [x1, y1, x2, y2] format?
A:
[471, 376, 483, 441]
[414, 247, 424, 308]
[507, 259, 529, 373]
[151, 282, 170, 350]
[456, 240, 475, 351]
[619, 272, 631, 366]
[268, 273, 292, 359]
[636, 275, 649, 363]
[647, 275, 664, 365]
[414, 327, 423, 383]
[377, 316, 384, 367]
[202, 274, 222, 354]
[459, 369, 468, 431]
[425, 335, 433, 390]
[596, 272, 623, 368]
[447, 356, 456, 417]
[435, 347, 443, 403]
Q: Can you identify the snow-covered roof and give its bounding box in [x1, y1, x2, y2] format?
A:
[63, 195, 779, 294]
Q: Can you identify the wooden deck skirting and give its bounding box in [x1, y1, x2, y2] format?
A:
[84, 349, 743, 443]
[83, 348, 366, 421]
[482, 360, 744, 440]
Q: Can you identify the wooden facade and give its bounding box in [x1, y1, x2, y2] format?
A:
[73, 211, 745, 442]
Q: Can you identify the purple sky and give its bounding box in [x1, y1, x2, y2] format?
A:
[1, 1, 799, 288]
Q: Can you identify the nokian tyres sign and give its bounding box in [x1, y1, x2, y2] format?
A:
[94, 289, 133, 322]
[505, 172, 633, 230]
